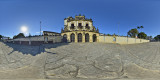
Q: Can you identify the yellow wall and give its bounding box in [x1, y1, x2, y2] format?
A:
[61, 31, 99, 42]
[99, 36, 149, 44]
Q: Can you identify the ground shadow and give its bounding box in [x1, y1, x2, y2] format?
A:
[2, 42, 69, 56]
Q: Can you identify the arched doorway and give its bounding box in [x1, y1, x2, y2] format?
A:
[93, 34, 97, 42]
[78, 33, 82, 42]
[70, 33, 75, 42]
[63, 34, 67, 42]
[85, 33, 89, 42]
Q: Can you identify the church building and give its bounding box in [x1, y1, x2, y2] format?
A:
[61, 15, 99, 42]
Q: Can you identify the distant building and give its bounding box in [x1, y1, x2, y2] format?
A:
[2, 37, 10, 42]
[43, 31, 61, 36]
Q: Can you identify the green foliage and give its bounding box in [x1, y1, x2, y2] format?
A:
[113, 33, 118, 36]
[154, 35, 160, 41]
[106, 34, 111, 36]
[138, 32, 147, 39]
[137, 26, 144, 30]
[13, 33, 25, 39]
[127, 28, 139, 38]
[146, 36, 152, 40]
[140, 26, 144, 28]
[0, 35, 2, 40]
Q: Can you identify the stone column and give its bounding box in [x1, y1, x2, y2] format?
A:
[89, 34, 93, 42]
[82, 33, 85, 42]
[67, 33, 70, 42]
[83, 22, 85, 30]
[75, 33, 78, 42]
[76, 21, 78, 30]
[68, 22, 71, 31]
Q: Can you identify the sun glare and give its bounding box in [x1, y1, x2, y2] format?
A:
[21, 26, 28, 33]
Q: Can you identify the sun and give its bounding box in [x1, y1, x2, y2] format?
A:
[21, 26, 28, 33]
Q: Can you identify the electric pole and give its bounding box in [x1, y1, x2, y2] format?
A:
[40, 21, 41, 36]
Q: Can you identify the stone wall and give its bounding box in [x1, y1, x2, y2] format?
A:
[99, 36, 150, 44]
[8, 36, 62, 46]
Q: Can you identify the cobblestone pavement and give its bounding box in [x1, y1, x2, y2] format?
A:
[0, 42, 160, 79]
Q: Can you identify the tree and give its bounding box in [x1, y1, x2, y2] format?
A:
[127, 28, 139, 38]
[137, 26, 140, 29]
[13, 33, 25, 39]
[137, 26, 144, 32]
[0, 35, 2, 40]
[137, 26, 144, 39]
[146, 36, 152, 40]
[140, 26, 144, 29]
[154, 35, 160, 41]
[137, 32, 147, 39]
[106, 34, 111, 36]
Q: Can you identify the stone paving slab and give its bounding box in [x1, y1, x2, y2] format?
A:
[0, 78, 159, 80]
[1, 42, 160, 79]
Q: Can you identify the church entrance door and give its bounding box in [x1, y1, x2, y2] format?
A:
[85, 33, 89, 42]
[70, 33, 75, 42]
[78, 33, 82, 42]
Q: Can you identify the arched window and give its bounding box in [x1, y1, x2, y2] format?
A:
[85, 23, 90, 29]
[70, 23, 75, 29]
[70, 33, 75, 42]
[78, 33, 82, 42]
[86, 23, 89, 26]
[78, 23, 82, 26]
[78, 23, 83, 29]
[85, 33, 89, 42]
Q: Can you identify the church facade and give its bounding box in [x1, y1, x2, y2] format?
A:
[61, 15, 99, 42]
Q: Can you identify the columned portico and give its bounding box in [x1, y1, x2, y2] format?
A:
[61, 31, 99, 43]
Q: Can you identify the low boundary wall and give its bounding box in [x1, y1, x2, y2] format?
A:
[7, 36, 63, 46]
[99, 36, 150, 44]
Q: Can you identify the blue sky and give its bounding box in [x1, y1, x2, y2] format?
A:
[0, 0, 160, 38]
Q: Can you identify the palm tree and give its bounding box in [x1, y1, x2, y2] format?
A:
[137, 26, 140, 29]
[140, 26, 144, 29]
[137, 26, 144, 39]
